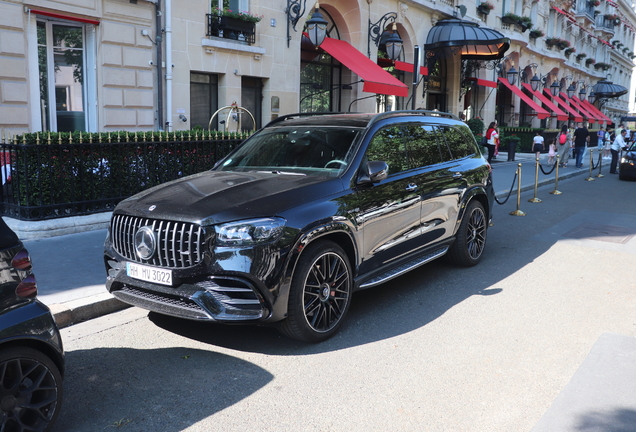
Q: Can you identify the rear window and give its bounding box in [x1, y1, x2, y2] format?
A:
[439, 125, 478, 160]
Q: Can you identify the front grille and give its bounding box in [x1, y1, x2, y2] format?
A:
[111, 215, 205, 268]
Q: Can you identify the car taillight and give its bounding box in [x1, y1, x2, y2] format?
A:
[11, 249, 32, 271]
[16, 274, 37, 298]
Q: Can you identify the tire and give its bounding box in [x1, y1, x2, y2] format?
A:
[279, 241, 352, 343]
[447, 200, 487, 267]
[0, 346, 63, 432]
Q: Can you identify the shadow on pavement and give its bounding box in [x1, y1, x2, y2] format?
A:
[52, 347, 273, 432]
[575, 408, 636, 432]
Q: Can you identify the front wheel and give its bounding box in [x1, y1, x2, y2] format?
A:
[447, 200, 487, 266]
[279, 241, 352, 343]
[0, 346, 63, 432]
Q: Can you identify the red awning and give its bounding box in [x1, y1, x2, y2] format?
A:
[571, 95, 603, 123]
[320, 37, 409, 97]
[376, 59, 428, 76]
[498, 78, 550, 119]
[581, 99, 612, 123]
[561, 93, 597, 124]
[521, 84, 568, 121]
[28, 8, 100, 25]
[552, 7, 577, 23]
[467, 77, 498, 88]
[544, 90, 583, 122]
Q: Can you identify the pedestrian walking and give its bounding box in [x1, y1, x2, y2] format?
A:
[597, 127, 605, 153]
[557, 124, 570, 167]
[610, 129, 627, 174]
[532, 131, 544, 159]
[485, 122, 498, 164]
[547, 139, 556, 166]
[603, 129, 612, 159]
[573, 122, 590, 169]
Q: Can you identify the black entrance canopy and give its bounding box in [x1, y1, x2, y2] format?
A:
[591, 79, 628, 99]
[424, 18, 510, 60]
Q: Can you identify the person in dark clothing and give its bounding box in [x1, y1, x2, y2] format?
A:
[572, 123, 590, 169]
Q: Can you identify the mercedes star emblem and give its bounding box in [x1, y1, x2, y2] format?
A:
[134, 226, 156, 260]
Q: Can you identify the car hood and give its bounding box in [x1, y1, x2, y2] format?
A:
[115, 170, 343, 224]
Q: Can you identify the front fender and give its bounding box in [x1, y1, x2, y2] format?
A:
[268, 218, 359, 322]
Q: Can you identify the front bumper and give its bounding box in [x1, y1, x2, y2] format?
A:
[105, 259, 271, 322]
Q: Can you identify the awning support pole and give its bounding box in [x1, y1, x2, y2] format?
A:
[412, 45, 420, 110]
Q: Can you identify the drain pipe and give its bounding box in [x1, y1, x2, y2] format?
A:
[144, 0, 164, 130]
[165, 0, 173, 132]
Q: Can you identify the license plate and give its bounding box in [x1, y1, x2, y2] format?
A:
[126, 262, 173, 286]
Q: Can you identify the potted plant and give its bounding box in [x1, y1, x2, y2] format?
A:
[589, 0, 600, 6]
[529, 29, 544, 38]
[477, 1, 495, 15]
[519, 16, 533, 32]
[586, 58, 596, 66]
[576, 53, 587, 61]
[594, 62, 611, 71]
[214, 8, 263, 34]
[556, 39, 571, 50]
[502, 12, 522, 24]
[565, 47, 576, 57]
[544, 37, 558, 47]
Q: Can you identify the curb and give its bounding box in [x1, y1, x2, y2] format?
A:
[5, 212, 112, 240]
[48, 293, 130, 329]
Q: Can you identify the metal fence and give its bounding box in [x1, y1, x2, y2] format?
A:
[0, 138, 243, 221]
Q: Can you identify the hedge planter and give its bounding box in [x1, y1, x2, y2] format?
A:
[220, 16, 256, 34]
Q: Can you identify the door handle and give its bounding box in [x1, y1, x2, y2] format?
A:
[405, 183, 418, 192]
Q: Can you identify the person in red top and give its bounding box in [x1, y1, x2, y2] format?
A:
[485, 122, 498, 164]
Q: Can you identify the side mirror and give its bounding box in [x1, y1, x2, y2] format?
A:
[358, 161, 388, 184]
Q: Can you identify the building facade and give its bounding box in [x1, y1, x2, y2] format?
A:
[1, 0, 635, 139]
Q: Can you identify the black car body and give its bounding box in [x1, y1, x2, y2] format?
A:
[0, 217, 64, 431]
[104, 111, 494, 342]
[620, 142, 636, 180]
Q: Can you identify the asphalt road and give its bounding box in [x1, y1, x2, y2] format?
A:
[51, 174, 636, 432]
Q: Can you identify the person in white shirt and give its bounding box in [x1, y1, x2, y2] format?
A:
[610, 129, 627, 174]
[532, 131, 544, 160]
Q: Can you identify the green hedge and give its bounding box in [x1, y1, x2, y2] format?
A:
[1, 133, 246, 220]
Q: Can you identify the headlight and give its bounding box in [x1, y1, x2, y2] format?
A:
[215, 218, 286, 246]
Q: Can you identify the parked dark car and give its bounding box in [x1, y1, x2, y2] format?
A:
[0, 217, 64, 431]
[619, 142, 636, 180]
[104, 111, 494, 342]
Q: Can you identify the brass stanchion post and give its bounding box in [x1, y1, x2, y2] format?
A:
[585, 148, 595, 181]
[528, 158, 542, 203]
[510, 163, 526, 216]
[596, 150, 604, 178]
[550, 155, 562, 195]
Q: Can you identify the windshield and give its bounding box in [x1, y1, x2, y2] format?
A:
[217, 126, 362, 176]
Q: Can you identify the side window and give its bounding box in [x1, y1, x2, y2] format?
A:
[404, 124, 444, 169]
[365, 126, 409, 175]
[439, 125, 476, 160]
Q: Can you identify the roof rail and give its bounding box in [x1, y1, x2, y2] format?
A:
[367, 110, 459, 129]
[264, 112, 345, 128]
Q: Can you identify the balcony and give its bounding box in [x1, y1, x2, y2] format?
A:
[574, 1, 596, 23]
[207, 13, 256, 45]
[595, 17, 616, 36]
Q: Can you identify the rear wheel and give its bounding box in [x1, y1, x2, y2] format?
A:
[0, 346, 63, 432]
[447, 200, 487, 266]
[279, 241, 352, 343]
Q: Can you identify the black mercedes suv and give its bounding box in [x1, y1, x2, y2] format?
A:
[104, 111, 493, 342]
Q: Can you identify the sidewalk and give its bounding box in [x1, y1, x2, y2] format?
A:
[4, 150, 602, 328]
